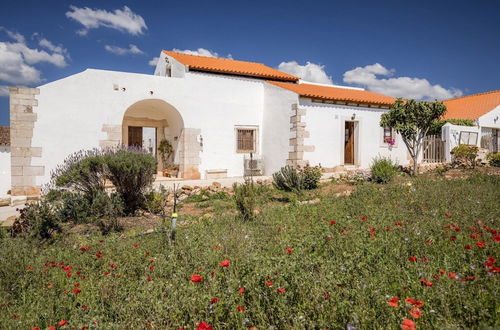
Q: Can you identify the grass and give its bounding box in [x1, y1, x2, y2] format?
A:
[0, 172, 499, 329]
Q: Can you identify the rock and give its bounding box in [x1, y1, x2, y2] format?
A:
[182, 185, 193, 191]
[0, 198, 11, 207]
[211, 182, 221, 189]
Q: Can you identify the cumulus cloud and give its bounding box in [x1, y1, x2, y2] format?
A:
[104, 44, 143, 56]
[148, 57, 159, 66]
[343, 63, 462, 100]
[277, 61, 333, 84]
[66, 6, 147, 36]
[172, 48, 222, 58]
[39, 38, 67, 55]
[0, 28, 69, 88]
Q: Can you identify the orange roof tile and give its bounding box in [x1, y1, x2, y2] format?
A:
[163, 50, 299, 82]
[443, 90, 500, 120]
[267, 81, 396, 106]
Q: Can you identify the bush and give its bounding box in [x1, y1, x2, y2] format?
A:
[104, 147, 157, 215]
[487, 152, 500, 167]
[300, 165, 322, 190]
[273, 165, 322, 192]
[451, 144, 479, 168]
[145, 188, 168, 215]
[428, 119, 475, 136]
[51, 149, 107, 201]
[11, 200, 60, 239]
[370, 156, 398, 183]
[56, 192, 91, 223]
[233, 180, 256, 221]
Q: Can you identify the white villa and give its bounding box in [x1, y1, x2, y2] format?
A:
[2, 50, 499, 197]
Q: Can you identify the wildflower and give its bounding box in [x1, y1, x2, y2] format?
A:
[190, 274, 203, 283]
[400, 318, 416, 330]
[239, 287, 245, 294]
[361, 216, 367, 221]
[464, 245, 473, 250]
[266, 281, 273, 287]
[58, 320, 69, 326]
[82, 305, 88, 311]
[420, 278, 433, 287]
[449, 236, 457, 241]
[277, 288, 286, 293]
[210, 297, 218, 304]
[326, 236, 333, 241]
[63, 265, 71, 272]
[410, 307, 423, 319]
[197, 322, 213, 330]
[286, 248, 293, 254]
[66, 272, 72, 278]
[330, 220, 336, 225]
[432, 274, 439, 280]
[278, 226, 282, 231]
[421, 257, 429, 264]
[219, 259, 230, 267]
[73, 288, 81, 295]
[149, 265, 155, 271]
[103, 272, 111, 276]
[396, 222, 403, 226]
[110, 264, 117, 269]
[405, 298, 424, 308]
[146, 276, 153, 281]
[476, 241, 485, 248]
[493, 235, 500, 242]
[133, 244, 139, 248]
[95, 252, 103, 259]
[31, 327, 40, 330]
[445, 212, 452, 217]
[408, 256, 418, 262]
[448, 272, 456, 279]
[387, 296, 399, 308]
[236, 305, 245, 312]
[48, 326, 56, 330]
[27, 265, 34, 271]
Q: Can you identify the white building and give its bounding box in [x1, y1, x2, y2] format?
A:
[7, 50, 410, 196]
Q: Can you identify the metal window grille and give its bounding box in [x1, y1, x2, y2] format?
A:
[237, 129, 255, 152]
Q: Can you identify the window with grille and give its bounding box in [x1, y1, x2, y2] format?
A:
[236, 128, 256, 153]
[383, 126, 395, 145]
[459, 131, 478, 146]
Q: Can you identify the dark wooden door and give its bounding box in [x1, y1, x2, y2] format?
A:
[128, 126, 143, 148]
[344, 122, 354, 164]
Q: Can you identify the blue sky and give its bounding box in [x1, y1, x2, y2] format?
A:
[1, 0, 499, 125]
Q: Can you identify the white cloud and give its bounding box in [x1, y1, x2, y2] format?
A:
[0, 85, 8, 96]
[148, 57, 158, 66]
[277, 61, 333, 84]
[172, 48, 219, 58]
[39, 38, 67, 55]
[0, 28, 69, 87]
[66, 6, 147, 36]
[343, 63, 462, 100]
[104, 44, 143, 56]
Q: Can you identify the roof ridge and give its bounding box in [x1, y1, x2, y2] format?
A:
[445, 89, 500, 102]
[163, 50, 266, 66]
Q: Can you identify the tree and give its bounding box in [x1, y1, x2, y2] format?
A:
[380, 98, 446, 175]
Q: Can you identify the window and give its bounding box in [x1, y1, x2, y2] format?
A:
[383, 126, 395, 146]
[236, 127, 257, 153]
[459, 131, 478, 146]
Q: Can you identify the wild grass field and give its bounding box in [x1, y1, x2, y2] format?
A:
[0, 172, 498, 329]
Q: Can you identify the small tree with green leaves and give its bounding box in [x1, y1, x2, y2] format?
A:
[380, 98, 446, 175]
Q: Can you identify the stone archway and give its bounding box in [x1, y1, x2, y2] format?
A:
[120, 99, 201, 179]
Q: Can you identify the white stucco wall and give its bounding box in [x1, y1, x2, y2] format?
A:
[300, 99, 409, 168]
[441, 123, 481, 162]
[478, 105, 500, 129]
[0, 146, 11, 196]
[31, 68, 266, 185]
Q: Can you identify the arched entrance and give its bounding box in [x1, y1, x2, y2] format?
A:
[122, 99, 199, 178]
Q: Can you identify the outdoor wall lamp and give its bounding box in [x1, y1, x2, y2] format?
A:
[199, 135, 203, 147]
[351, 113, 356, 120]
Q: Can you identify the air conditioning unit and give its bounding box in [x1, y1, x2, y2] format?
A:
[244, 154, 263, 176]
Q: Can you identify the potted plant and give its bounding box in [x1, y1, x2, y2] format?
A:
[158, 139, 173, 167]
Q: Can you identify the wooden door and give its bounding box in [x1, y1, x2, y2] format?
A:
[344, 122, 354, 164]
[128, 126, 143, 148]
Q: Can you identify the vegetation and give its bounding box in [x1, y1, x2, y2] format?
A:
[427, 119, 475, 136]
[157, 139, 174, 168]
[451, 144, 479, 168]
[0, 173, 498, 329]
[232, 179, 257, 221]
[487, 152, 500, 167]
[370, 156, 398, 183]
[273, 165, 322, 192]
[380, 99, 446, 175]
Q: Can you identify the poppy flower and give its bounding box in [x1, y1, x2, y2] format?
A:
[95, 252, 103, 259]
[410, 307, 423, 319]
[396, 222, 403, 226]
[110, 264, 117, 269]
[236, 305, 245, 312]
[326, 237, 333, 241]
[73, 288, 81, 295]
[405, 298, 424, 308]
[408, 256, 418, 262]
[239, 287, 245, 294]
[63, 266, 72, 272]
[421, 257, 429, 263]
[66, 272, 72, 278]
[449, 236, 457, 241]
[361, 216, 367, 221]
[190, 274, 203, 283]
[420, 278, 432, 287]
[464, 245, 473, 250]
[197, 322, 213, 330]
[432, 274, 439, 280]
[278, 226, 282, 231]
[387, 296, 399, 308]
[448, 272, 457, 279]
[146, 276, 153, 281]
[103, 272, 111, 276]
[493, 235, 500, 242]
[133, 244, 139, 248]
[487, 257, 496, 264]
[58, 320, 69, 326]
[149, 265, 155, 271]
[401, 318, 416, 330]
[277, 288, 286, 293]
[48, 327, 56, 330]
[210, 297, 218, 304]
[82, 305, 88, 311]
[330, 220, 336, 225]
[219, 259, 231, 267]
[444, 212, 452, 217]
[266, 281, 273, 287]
[286, 248, 293, 254]
[439, 269, 446, 275]
[476, 241, 485, 248]
[31, 327, 40, 330]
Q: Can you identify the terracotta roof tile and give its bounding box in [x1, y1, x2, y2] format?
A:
[443, 90, 500, 120]
[267, 81, 396, 106]
[163, 51, 299, 82]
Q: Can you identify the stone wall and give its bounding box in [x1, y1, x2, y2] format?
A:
[9, 87, 43, 196]
[179, 128, 201, 179]
[287, 103, 314, 167]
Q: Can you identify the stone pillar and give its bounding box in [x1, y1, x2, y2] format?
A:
[287, 104, 314, 167]
[9, 87, 43, 196]
[179, 128, 201, 179]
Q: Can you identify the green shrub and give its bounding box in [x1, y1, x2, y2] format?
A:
[51, 149, 107, 201]
[11, 200, 60, 239]
[428, 119, 475, 136]
[487, 152, 500, 167]
[145, 188, 168, 215]
[370, 156, 398, 183]
[273, 165, 302, 191]
[56, 192, 91, 223]
[451, 144, 479, 168]
[104, 147, 157, 215]
[300, 165, 322, 189]
[233, 180, 256, 221]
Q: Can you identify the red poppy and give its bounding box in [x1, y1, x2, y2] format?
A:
[408, 256, 418, 262]
[277, 288, 286, 293]
[190, 274, 203, 283]
[150, 259, 155, 263]
[387, 296, 399, 308]
[236, 305, 245, 312]
[330, 220, 336, 225]
[48, 327, 56, 330]
[219, 259, 231, 267]
[133, 244, 139, 248]
[146, 276, 153, 281]
[420, 278, 433, 287]
[444, 212, 452, 217]
[82, 305, 88, 311]
[103, 272, 111, 276]
[266, 281, 273, 287]
[361, 216, 367, 221]
[239, 287, 245, 294]
[464, 245, 473, 250]
[421, 257, 429, 263]
[405, 298, 424, 308]
[410, 307, 423, 319]
[487, 257, 496, 264]
[110, 264, 117, 269]
[401, 318, 416, 330]
[145, 251, 150, 255]
[149, 265, 155, 271]
[448, 272, 457, 279]
[396, 222, 403, 226]
[450, 236, 457, 241]
[493, 235, 500, 242]
[31, 327, 40, 330]
[278, 226, 282, 231]
[58, 320, 69, 326]
[73, 288, 81, 295]
[286, 248, 293, 253]
[74, 283, 80, 288]
[66, 272, 72, 278]
[95, 252, 103, 259]
[326, 237, 333, 241]
[476, 241, 485, 248]
[469, 234, 479, 240]
[210, 297, 218, 304]
[26, 265, 34, 271]
[432, 274, 439, 280]
[489, 266, 500, 273]
[197, 322, 213, 330]
[454, 227, 460, 232]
